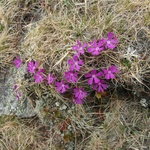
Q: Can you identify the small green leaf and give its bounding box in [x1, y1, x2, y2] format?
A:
[121, 58, 131, 69]
[0, 24, 4, 31]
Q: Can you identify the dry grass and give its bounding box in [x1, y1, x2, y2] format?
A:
[86, 100, 150, 150]
[0, 99, 149, 150]
[0, 0, 43, 71]
[0, 0, 150, 149]
[0, 116, 57, 150]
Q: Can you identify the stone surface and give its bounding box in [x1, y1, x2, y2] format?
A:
[0, 65, 35, 118]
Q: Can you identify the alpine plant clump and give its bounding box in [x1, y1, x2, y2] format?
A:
[13, 32, 119, 104]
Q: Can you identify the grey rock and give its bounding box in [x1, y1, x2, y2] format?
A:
[34, 99, 45, 122]
[0, 65, 35, 118]
[140, 98, 149, 108]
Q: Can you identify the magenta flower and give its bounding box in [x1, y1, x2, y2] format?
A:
[65, 71, 78, 83]
[93, 80, 108, 92]
[14, 84, 22, 100]
[103, 32, 118, 50]
[39, 68, 45, 72]
[73, 87, 87, 104]
[14, 84, 18, 92]
[14, 57, 22, 68]
[68, 55, 84, 71]
[85, 70, 103, 85]
[47, 73, 56, 84]
[34, 70, 44, 83]
[55, 80, 70, 93]
[16, 92, 22, 100]
[74, 98, 84, 104]
[72, 40, 87, 55]
[88, 39, 104, 55]
[27, 60, 38, 74]
[103, 65, 119, 79]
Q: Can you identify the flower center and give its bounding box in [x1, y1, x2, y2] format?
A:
[92, 74, 95, 78]
[79, 47, 83, 51]
[96, 47, 99, 51]
[75, 62, 78, 65]
[79, 90, 83, 96]
[71, 73, 74, 77]
[107, 41, 111, 44]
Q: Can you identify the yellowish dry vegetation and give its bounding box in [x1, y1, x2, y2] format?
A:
[0, 100, 149, 150]
[0, 116, 56, 150]
[86, 100, 149, 150]
[0, 0, 149, 150]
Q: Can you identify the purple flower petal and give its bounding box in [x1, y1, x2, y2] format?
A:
[88, 78, 93, 85]
[109, 65, 119, 73]
[72, 40, 87, 55]
[73, 55, 78, 61]
[98, 39, 105, 46]
[14, 57, 22, 68]
[93, 76, 100, 84]
[55, 80, 70, 93]
[108, 32, 114, 39]
[73, 87, 87, 101]
[14, 84, 18, 92]
[73, 98, 83, 104]
[91, 70, 97, 74]
[34, 70, 44, 83]
[93, 80, 108, 92]
[96, 71, 103, 77]
[103, 65, 119, 79]
[65, 71, 78, 83]
[85, 73, 92, 78]
[104, 32, 118, 50]
[85, 70, 101, 85]
[68, 56, 84, 71]
[16, 92, 22, 100]
[88, 40, 104, 55]
[47, 73, 56, 84]
[27, 61, 38, 74]
[14, 84, 22, 100]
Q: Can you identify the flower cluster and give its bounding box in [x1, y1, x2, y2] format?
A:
[13, 32, 119, 104]
[85, 66, 119, 93]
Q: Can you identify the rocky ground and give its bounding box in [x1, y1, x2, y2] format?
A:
[0, 0, 150, 150]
